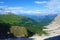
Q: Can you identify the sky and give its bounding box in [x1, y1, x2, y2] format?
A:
[0, 0, 60, 15]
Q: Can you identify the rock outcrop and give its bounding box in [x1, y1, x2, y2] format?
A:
[44, 14, 60, 36]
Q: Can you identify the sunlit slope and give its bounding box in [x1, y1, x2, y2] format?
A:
[44, 14, 60, 36]
[0, 13, 45, 35]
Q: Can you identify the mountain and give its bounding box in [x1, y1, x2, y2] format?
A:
[0, 13, 37, 26]
[32, 14, 57, 22]
[0, 12, 58, 35]
[19, 14, 57, 25]
[0, 8, 58, 25]
[0, 11, 58, 26]
[44, 14, 60, 36]
[0, 13, 45, 35]
[31, 14, 60, 40]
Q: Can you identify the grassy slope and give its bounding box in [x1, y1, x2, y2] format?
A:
[0, 13, 47, 35]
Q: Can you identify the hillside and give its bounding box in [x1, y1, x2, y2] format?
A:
[22, 14, 57, 25]
[44, 14, 60, 35]
[0, 13, 46, 36]
[44, 14, 60, 30]
[31, 14, 60, 40]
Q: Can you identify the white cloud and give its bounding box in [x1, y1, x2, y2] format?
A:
[0, 6, 24, 14]
[46, 0, 60, 14]
[0, 6, 41, 15]
[34, 0, 60, 15]
[0, 0, 60, 15]
[34, 1, 47, 4]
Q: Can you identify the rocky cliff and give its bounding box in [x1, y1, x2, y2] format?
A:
[44, 14, 60, 36]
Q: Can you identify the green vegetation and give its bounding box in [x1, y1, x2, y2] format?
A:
[10, 26, 28, 37]
[0, 13, 48, 37]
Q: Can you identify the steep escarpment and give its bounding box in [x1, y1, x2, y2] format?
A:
[44, 14, 60, 36]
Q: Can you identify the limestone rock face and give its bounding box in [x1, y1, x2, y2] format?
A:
[44, 14, 60, 36]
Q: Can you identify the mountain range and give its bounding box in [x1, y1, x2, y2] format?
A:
[18, 13, 58, 25]
[0, 12, 58, 25]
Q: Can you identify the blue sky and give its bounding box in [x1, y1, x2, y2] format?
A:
[0, 0, 60, 15]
